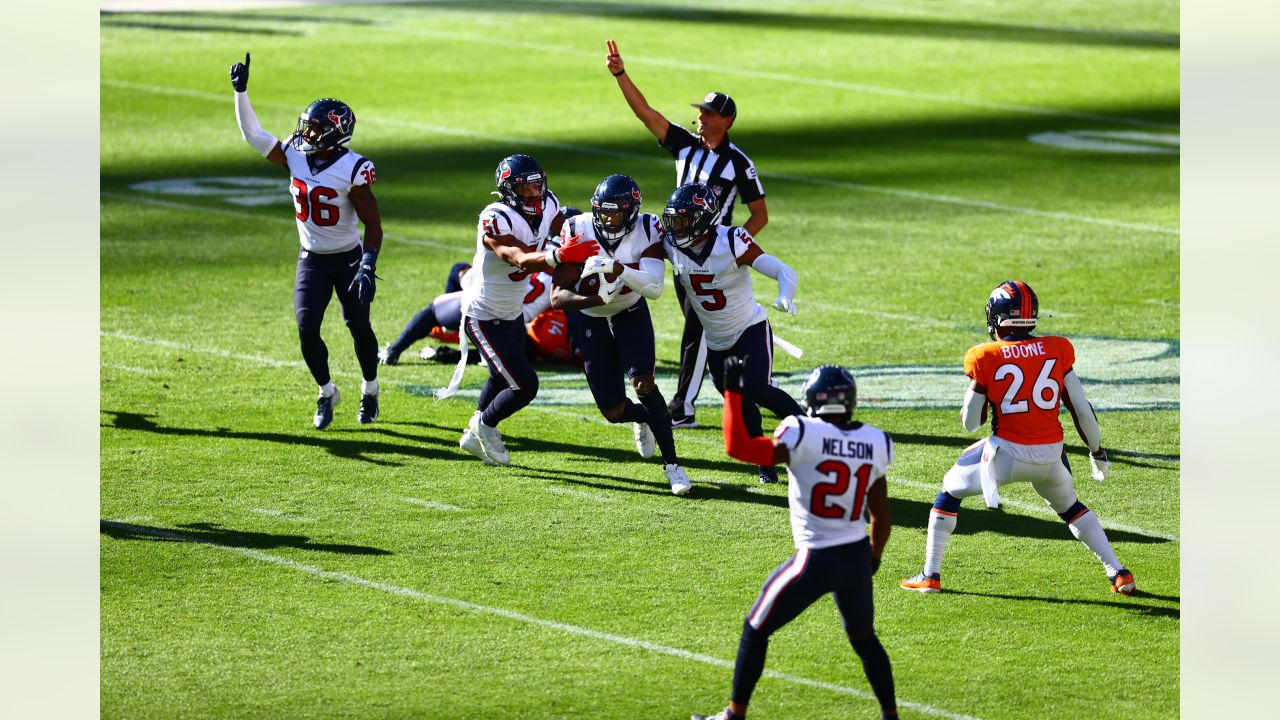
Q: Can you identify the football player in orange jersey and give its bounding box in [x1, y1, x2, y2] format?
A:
[901, 281, 1135, 596]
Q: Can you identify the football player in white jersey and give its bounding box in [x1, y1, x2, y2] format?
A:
[660, 183, 804, 484]
[438, 155, 599, 466]
[230, 53, 384, 430]
[693, 359, 898, 720]
[547, 175, 693, 496]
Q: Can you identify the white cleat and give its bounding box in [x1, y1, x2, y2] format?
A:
[473, 412, 511, 466]
[634, 422, 656, 459]
[664, 463, 692, 496]
[460, 412, 495, 465]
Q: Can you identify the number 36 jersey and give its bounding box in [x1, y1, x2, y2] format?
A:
[282, 135, 376, 254]
[773, 416, 893, 550]
[964, 335, 1076, 446]
[664, 225, 767, 351]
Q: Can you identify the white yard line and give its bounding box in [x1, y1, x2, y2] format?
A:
[547, 487, 617, 503]
[100, 190, 465, 252]
[101, 332, 1178, 541]
[401, 497, 465, 512]
[101, 80, 1177, 235]
[100, 519, 983, 720]
[250, 507, 316, 522]
[378, 25, 1177, 130]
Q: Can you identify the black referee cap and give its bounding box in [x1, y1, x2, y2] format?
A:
[691, 92, 737, 119]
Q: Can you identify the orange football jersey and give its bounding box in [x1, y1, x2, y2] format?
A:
[526, 309, 575, 362]
[963, 335, 1076, 445]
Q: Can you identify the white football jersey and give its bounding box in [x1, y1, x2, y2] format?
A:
[553, 212, 663, 318]
[462, 192, 562, 322]
[773, 415, 894, 550]
[458, 267, 551, 325]
[281, 136, 375, 253]
[664, 225, 767, 350]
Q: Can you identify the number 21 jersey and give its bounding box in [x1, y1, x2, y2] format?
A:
[773, 416, 893, 550]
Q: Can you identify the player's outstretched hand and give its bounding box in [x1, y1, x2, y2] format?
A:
[723, 356, 747, 393]
[772, 296, 797, 316]
[581, 255, 616, 278]
[605, 39, 625, 76]
[230, 52, 250, 92]
[557, 239, 601, 264]
[1089, 449, 1111, 483]
[349, 252, 378, 305]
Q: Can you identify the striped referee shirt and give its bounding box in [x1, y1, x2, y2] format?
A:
[660, 122, 765, 227]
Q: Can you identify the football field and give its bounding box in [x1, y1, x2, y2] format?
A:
[100, 1, 1179, 718]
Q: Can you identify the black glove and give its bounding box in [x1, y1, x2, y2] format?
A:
[349, 251, 378, 305]
[870, 555, 881, 576]
[230, 52, 250, 92]
[723, 356, 747, 393]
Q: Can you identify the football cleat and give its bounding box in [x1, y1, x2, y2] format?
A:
[664, 463, 692, 496]
[691, 710, 738, 720]
[1110, 569, 1136, 596]
[670, 413, 699, 430]
[378, 343, 400, 366]
[759, 466, 779, 484]
[459, 412, 495, 465]
[473, 413, 511, 466]
[634, 422, 656, 459]
[900, 572, 942, 593]
[313, 387, 340, 429]
[357, 393, 379, 424]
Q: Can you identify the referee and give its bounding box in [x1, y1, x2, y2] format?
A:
[606, 39, 769, 429]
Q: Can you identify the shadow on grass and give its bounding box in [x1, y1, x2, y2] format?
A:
[100, 18, 302, 35]
[945, 588, 1178, 619]
[102, 410, 456, 467]
[100, 519, 392, 555]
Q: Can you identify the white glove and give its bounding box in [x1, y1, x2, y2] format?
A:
[598, 276, 624, 305]
[1089, 450, 1111, 483]
[772, 296, 797, 316]
[581, 255, 614, 279]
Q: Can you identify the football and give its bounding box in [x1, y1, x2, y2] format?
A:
[576, 270, 618, 296]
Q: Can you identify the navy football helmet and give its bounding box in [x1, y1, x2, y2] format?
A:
[590, 174, 642, 242]
[801, 365, 857, 421]
[985, 280, 1039, 339]
[296, 98, 355, 154]
[660, 183, 719, 248]
[495, 154, 549, 215]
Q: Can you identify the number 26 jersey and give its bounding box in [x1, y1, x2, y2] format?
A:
[963, 335, 1076, 446]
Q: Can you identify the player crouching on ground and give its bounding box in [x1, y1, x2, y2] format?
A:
[549, 175, 694, 495]
[901, 280, 1136, 596]
[660, 183, 804, 485]
[697, 357, 898, 720]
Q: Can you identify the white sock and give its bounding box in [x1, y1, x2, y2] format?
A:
[923, 509, 957, 576]
[319, 382, 337, 398]
[1068, 511, 1122, 576]
[362, 379, 379, 395]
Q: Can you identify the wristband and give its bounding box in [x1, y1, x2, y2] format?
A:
[612, 69, 625, 77]
[546, 247, 560, 268]
[360, 250, 378, 268]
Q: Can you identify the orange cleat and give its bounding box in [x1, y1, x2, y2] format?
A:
[1110, 570, 1136, 595]
[900, 572, 942, 593]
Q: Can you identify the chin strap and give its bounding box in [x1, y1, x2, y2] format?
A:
[722, 390, 778, 466]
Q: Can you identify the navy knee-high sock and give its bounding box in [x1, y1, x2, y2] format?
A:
[638, 390, 678, 465]
[730, 621, 769, 707]
[390, 304, 438, 355]
[850, 633, 897, 717]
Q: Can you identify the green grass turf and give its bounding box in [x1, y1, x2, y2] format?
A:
[101, 2, 1179, 718]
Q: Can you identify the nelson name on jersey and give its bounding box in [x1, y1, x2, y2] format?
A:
[822, 437, 875, 460]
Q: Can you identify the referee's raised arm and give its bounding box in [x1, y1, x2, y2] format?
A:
[606, 39, 670, 143]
